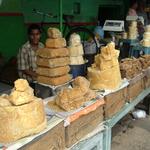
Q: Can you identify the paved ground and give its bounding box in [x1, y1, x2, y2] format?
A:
[112, 114, 150, 150]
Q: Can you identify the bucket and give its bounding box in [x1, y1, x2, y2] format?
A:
[143, 46, 150, 55]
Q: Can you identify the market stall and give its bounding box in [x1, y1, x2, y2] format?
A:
[0, 1, 150, 149]
[0, 26, 150, 149]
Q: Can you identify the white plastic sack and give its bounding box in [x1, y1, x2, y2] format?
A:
[132, 109, 146, 119]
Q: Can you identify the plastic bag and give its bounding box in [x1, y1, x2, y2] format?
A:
[132, 109, 146, 119]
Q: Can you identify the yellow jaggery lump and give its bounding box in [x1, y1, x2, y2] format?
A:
[9, 79, 34, 105]
[88, 42, 122, 90]
[50, 76, 96, 111]
[0, 79, 47, 143]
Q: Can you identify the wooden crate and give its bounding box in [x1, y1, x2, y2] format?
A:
[144, 76, 150, 89]
[71, 124, 104, 150]
[104, 87, 127, 119]
[104, 87, 127, 110]
[65, 106, 104, 148]
[104, 97, 125, 119]
[20, 121, 65, 150]
[127, 74, 144, 102]
[143, 68, 150, 89]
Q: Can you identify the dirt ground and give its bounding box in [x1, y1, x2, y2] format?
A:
[112, 114, 150, 150]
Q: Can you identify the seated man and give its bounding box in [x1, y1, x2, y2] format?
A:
[17, 24, 53, 98]
[17, 24, 44, 84]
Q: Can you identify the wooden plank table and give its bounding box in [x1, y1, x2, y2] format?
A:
[67, 123, 105, 150]
[0, 116, 64, 150]
[104, 87, 150, 150]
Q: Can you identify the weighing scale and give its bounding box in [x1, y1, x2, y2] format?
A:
[103, 20, 124, 32]
[102, 20, 124, 45]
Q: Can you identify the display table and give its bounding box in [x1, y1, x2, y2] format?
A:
[104, 87, 150, 150]
[20, 117, 65, 150]
[68, 123, 105, 150]
[0, 117, 64, 150]
[0, 88, 149, 150]
[66, 87, 150, 150]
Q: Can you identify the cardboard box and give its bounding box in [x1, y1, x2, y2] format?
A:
[65, 106, 104, 148]
[127, 74, 144, 102]
[104, 87, 127, 119]
[20, 121, 65, 150]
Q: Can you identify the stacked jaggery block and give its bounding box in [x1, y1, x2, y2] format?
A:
[36, 28, 72, 86]
[141, 25, 150, 47]
[68, 33, 85, 65]
[128, 21, 138, 40]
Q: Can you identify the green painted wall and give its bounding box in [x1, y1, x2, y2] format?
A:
[21, 0, 125, 23]
[0, 16, 26, 60]
[0, 0, 21, 12]
[0, 0, 129, 61]
[0, 0, 26, 61]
